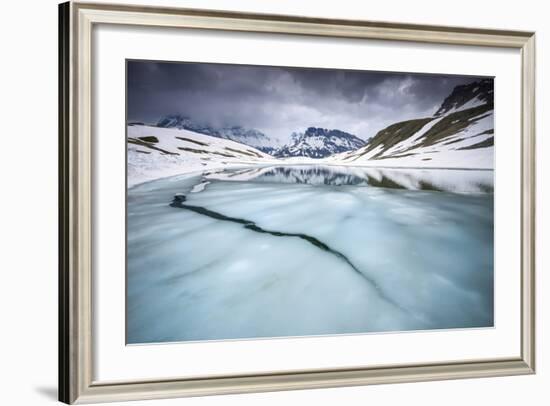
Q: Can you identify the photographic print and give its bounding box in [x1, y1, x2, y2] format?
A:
[126, 60, 494, 344]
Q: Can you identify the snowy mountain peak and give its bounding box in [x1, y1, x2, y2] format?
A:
[330, 79, 495, 169]
[157, 114, 193, 129]
[275, 127, 367, 159]
[434, 79, 494, 117]
[156, 114, 277, 154]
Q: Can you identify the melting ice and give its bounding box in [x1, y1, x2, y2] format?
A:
[127, 166, 494, 344]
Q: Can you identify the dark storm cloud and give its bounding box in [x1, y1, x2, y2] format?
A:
[127, 60, 488, 143]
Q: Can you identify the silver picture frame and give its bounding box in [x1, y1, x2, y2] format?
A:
[59, 1, 536, 403]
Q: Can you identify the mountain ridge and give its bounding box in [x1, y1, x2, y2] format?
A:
[434, 78, 493, 116]
[145, 78, 494, 167]
[328, 78, 494, 168]
[274, 127, 366, 159]
[156, 114, 278, 154]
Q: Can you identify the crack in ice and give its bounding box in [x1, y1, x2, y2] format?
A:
[169, 194, 406, 312]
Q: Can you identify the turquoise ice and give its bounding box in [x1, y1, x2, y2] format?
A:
[127, 166, 494, 344]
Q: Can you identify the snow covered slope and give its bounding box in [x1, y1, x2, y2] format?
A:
[156, 114, 279, 154]
[327, 79, 494, 169]
[434, 78, 494, 116]
[275, 127, 366, 158]
[127, 125, 277, 187]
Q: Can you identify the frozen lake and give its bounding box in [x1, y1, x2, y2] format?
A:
[127, 165, 494, 344]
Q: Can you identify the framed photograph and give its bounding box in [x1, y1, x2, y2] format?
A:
[59, 1, 536, 404]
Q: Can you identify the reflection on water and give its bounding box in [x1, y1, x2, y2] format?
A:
[127, 165, 494, 344]
[204, 165, 494, 194]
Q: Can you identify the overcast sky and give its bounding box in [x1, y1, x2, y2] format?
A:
[127, 60, 487, 144]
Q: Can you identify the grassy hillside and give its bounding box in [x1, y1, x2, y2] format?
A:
[351, 118, 433, 160]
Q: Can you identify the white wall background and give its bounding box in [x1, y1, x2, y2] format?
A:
[0, 0, 547, 405]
